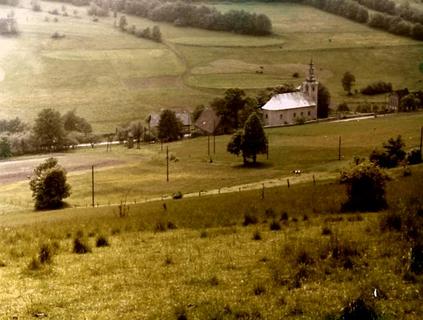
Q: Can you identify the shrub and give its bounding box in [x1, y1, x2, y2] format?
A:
[154, 220, 167, 232]
[29, 158, 71, 210]
[209, 276, 219, 286]
[252, 230, 262, 240]
[340, 297, 379, 320]
[407, 149, 422, 165]
[280, 211, 289, 221]
[360, 81, 392, 95]
[167, 221, 177, 230]
[253, 283, 266, 296]
[243, 211, 258, 226]
[200, 230, 208, 238]
[340, 161, 390, 212]
[38, 243, 53, 264]
[73, 237, 91, 254]
[410, 244, 423, 274]
[96, 235, 109, 247]
[370, 135, 406, 168]
[322, 226, 332, 235]
[380, 212, 402, 232]
[28, 257, 41, 271]
[270, 220, 281, 231]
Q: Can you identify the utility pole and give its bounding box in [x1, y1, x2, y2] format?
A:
[338, 136, 342, 160]
[213, 119, 216, 154]
[420, 126, 423, 155]
[208, 135, 210, 157]
[91, 165, 95, 207]
[166, 146, 169, 182]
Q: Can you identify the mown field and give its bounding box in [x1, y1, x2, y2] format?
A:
[0, 1, 422, 132]
[0, 162, 421, 319]
[0, 112, 421, 215]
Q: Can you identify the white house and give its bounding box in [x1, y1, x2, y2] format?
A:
[261, 61, 319, 126]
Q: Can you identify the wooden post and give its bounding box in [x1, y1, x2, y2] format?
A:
[313, 174, 316, 186]
[261, 183, 265, 200]
[213, 119, 216, 154]
[91, 165, 95, 207]
[338, 136, 341, 160]
[208, 135, 210, 157]
[287, 179, 290, 188]
[420, 126, 423, 155]
[166, 146, 169, 182]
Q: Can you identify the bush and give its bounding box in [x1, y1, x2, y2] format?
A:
[243, 211, 258, 226]
[407, 149, 422, 165]
[252, 230, 262, 240]
[370, 135, 406, 168]
[360, 81, 392, 95]
[29, 158, 71, 210]
[96, 235, 109, 247]
[410, 244, 423, 274]
[380, 212, 402, 232]
[270, 220, 281, 231]
[340, 161, 390, 212]
[38, 243, 54, 264]
[73, 237, 91, 254]
[340, 297, 379, 320]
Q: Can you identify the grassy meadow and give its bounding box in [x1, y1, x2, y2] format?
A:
[0, 112, 422, 214]
[0, 1, 422, 132]
[0, 162, 421, 319]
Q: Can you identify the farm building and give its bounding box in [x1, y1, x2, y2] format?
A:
[194, 108, 222, 135]
[147, 110, 192, 134]
[261, 61, 319, 126]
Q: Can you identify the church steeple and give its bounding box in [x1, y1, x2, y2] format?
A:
[306, 59, 316, 82]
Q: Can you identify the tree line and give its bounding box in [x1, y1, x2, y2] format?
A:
[90, 0, 272, 36]
[230, 0, 423, 40]
[0, 109, 95, 159]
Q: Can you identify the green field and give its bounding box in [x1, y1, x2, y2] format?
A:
[0, 112, 422, 214]
[0, 162, 421, 318]
[0, 1, 422, 132]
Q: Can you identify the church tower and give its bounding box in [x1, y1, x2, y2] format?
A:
[301, 60, 319, 106]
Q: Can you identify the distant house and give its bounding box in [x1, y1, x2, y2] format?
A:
[261, 61, 318, 126]
[194, 108, 222, 135]
[147, 110, 192, 135]
[387, 88, 409, 111]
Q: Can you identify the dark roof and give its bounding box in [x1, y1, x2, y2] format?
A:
[194, 108, 221, 134]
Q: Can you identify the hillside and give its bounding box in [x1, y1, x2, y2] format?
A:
[0, 1, 422, 132]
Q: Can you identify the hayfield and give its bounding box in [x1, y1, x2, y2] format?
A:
[0, 162, 421, 319]
[0, 1, 421, 132]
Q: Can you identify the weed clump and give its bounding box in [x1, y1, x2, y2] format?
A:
[96, 235, 109, 247]
[38, 243, 54, 264]
[340, 297, 378, 320]
[167, 221, 177, 230]
[200, 230, 208, 238]
[252, 230, 262, 240]
[322, 226, 332, 236]
[73, 237, 91, 254]
[253, 283, 266, 296]
[270, 220, 281, 231]
[209, 275, 219, 286]
[380, 212, 402, 232]
[243, 211, 258, 226]
[154, 220, 167, 232]
[280, 211, 289, 221]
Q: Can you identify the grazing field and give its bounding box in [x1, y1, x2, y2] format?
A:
[0, 1, 422, 132]
[0, 112, 421, 214]
[0, 163, 421, 319]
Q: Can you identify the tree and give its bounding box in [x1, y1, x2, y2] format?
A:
[0, 137, 11, 158]
[158, 110, 182, 142]
[342, 71, 356, 95]
[317, 83, 331, 118]
[212, 88, 247, 132]
[369, 135, 406, 168]
[62, 109, 92, 134]
[340, 161, 390, 212]
[32, 108, 66, 151]
[129, 121, 143, 148]
[227, 112, 268, 165]
[151, 25, 162, 42]
[337, 102, 350, 113]
[119, 15, 127, 30]
[400, 94, 420, 111]
[242, 112, 268, 164]
[29, 158, 71, 210]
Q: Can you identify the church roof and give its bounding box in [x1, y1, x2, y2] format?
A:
[261, 92, 316, 111]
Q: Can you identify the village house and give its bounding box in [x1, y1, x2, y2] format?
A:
[147, 110, 192, 135]
[261, 61, 319, 126]
[194, 107, 222, 135]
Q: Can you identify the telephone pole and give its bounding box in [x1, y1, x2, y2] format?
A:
[91, 165, 95, 207]
[166, 146, 169, 182]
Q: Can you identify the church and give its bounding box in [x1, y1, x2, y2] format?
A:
[261, 61, 319, 126]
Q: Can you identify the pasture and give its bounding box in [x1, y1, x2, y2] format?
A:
[0, 112, 421, 214]
[0, 1, 422, 132]
[0, 161, 421, 318]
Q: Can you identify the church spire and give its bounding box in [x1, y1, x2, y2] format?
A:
[307, 59, 316, 82]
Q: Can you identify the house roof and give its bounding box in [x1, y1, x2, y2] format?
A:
[194, 108, 221, 134]
[148, 110, 191, 127]
[262, 92, 316, 111]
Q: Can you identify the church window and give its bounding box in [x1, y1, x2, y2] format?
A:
[300, 111, 303, 116]
[308, 111, 311, 116]
[265, 114, 268, 119]
[293, 112, 296, 117]
[279, 114, 283, 120]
